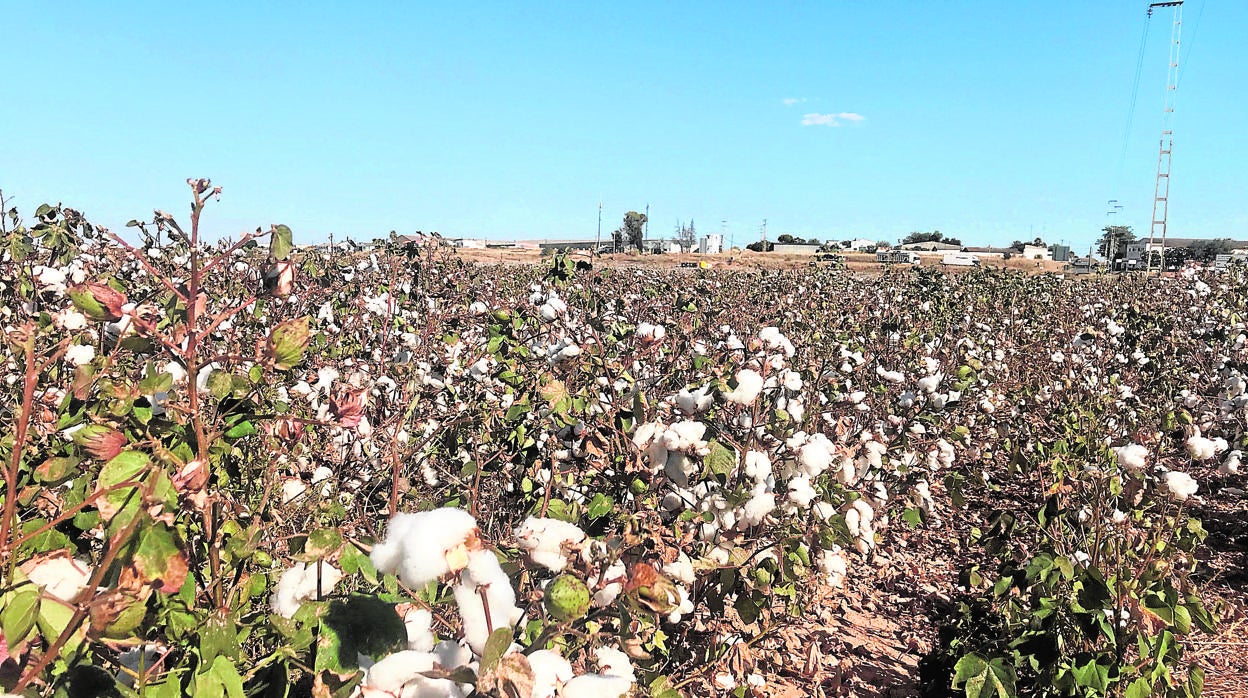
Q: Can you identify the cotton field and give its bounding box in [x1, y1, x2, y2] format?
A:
[0, 186, 1244, 697]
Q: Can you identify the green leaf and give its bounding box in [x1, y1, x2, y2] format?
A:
[270, 224, 294, 261]
[207, 370, 233, 400]
[34, 456, 80, 485]
[194, 656, 245, 698]
[587, 493, 614, 520]
[95, 450, 150, 525]
[1187, 665, 1204, 697]
[1, 588, 41, 648]
[315, 596, 407, 674]
[1124, 677, 1153, 698]
[953, 653, 1016, 698]
[300, 529, 343, 562]
[266, 317, 311, 371]
[133, 521, 189, 593]
[704, 439, 737, 479]
[480, 626, 514, 673]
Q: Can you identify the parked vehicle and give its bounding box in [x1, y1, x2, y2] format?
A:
[876, 250, 920, 265]
[941, 253, 980, 267]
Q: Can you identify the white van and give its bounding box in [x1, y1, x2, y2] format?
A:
[941, 253, 980, 267]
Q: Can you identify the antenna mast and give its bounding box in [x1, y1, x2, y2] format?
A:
[1146, 1, 1183, 273]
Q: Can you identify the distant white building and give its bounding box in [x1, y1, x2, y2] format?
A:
[1020, 244, 1052, 261]
[699, 234, 724, 254]
[841, 238, 876, 251]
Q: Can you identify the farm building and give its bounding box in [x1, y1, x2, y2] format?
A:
[899, 241, 961, 254]
[699, 234, 724, 254]
[963, 246, 1014, 259]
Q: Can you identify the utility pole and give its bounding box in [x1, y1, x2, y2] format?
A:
[644, 204, 650, 244]
[595, 202, 602, 255]
[761, 219, 768, 247]
[329, 232, 335, 266]
[1146, 0, 1183, 274]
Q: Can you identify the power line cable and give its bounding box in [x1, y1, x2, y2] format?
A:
[1113, 11, 1153, 196]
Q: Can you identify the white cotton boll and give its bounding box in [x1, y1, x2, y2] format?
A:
[1212, 437, 1229, 455]
[403, 608, 435, 652]
[676, 385, 714, 415]
[916, 373, 942, 393]
[663, 553, 696, 585]
[787, 476, 817, 508]
[594, 647, 636, 683]
[723, 369, 764, 405]
[664, 452, 699, 487]
[454, 549, 522, 655]
[281, 477, 307, 504]
[743, 451, 772, 483]
[469, 301, 488, 315]
[54, 309, 89, 331]
[667, 585, 694, 623]
[979, 399, 996, 414]
[370, 508, 480, 587]
[848, 390, 867, 404]
[514, 517, 586, 572]
[876, 365, 905, 384]
[796, 433, 836, 477]
[64, 344, 96, 366]
[357, 650, 464, 698]
[835, 457, 857, 485]
[908, 422, 927, 435]
[740, 492, 776, 526]
[1113, 443, 1149, 473]
[818, 548, 848, 588]
[1162, 471, 1199, 501]
[782, 370, 803, 392]
[912, 480, 935, 514]
[591, 560, 627, 608]
[898, 391, 917, 408]
[1185, 436, 1217, 461]
[271, 562, 344, 618]
[1051, 351, 1065, 364]
[23, 555, 92, 602]
[529, 649, 574, 698]
[812, 500, 836, 521]
[636, 322, 666, 342]
[1220, 450, 1241, 475]
[758, 327, 796, 357]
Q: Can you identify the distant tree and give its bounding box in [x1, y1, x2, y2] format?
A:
[777, 234, 796, 244]
[1186, 238, 1234, 263]
[746, 240, 774, 252]
[675, 219, 696, 253]
[611, 225, 624, 252]
[615, 211, 647, 252]
[902, 231, 943, 245]
[1010, 240, 1026, 252]
[944, 237, 962, 246]
[1097, 225, 1135, 260]
[1032, 236, 1046, 247]
[806, 238, 820, 246]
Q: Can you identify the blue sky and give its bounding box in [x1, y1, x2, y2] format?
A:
[2, 1, 1244, 251]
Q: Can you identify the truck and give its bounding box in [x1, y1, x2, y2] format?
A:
[941, 253, 980, 267]
[876, 250, 920, 265]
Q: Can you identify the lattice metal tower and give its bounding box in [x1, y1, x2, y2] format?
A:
[1146, 1, 1183, 273]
